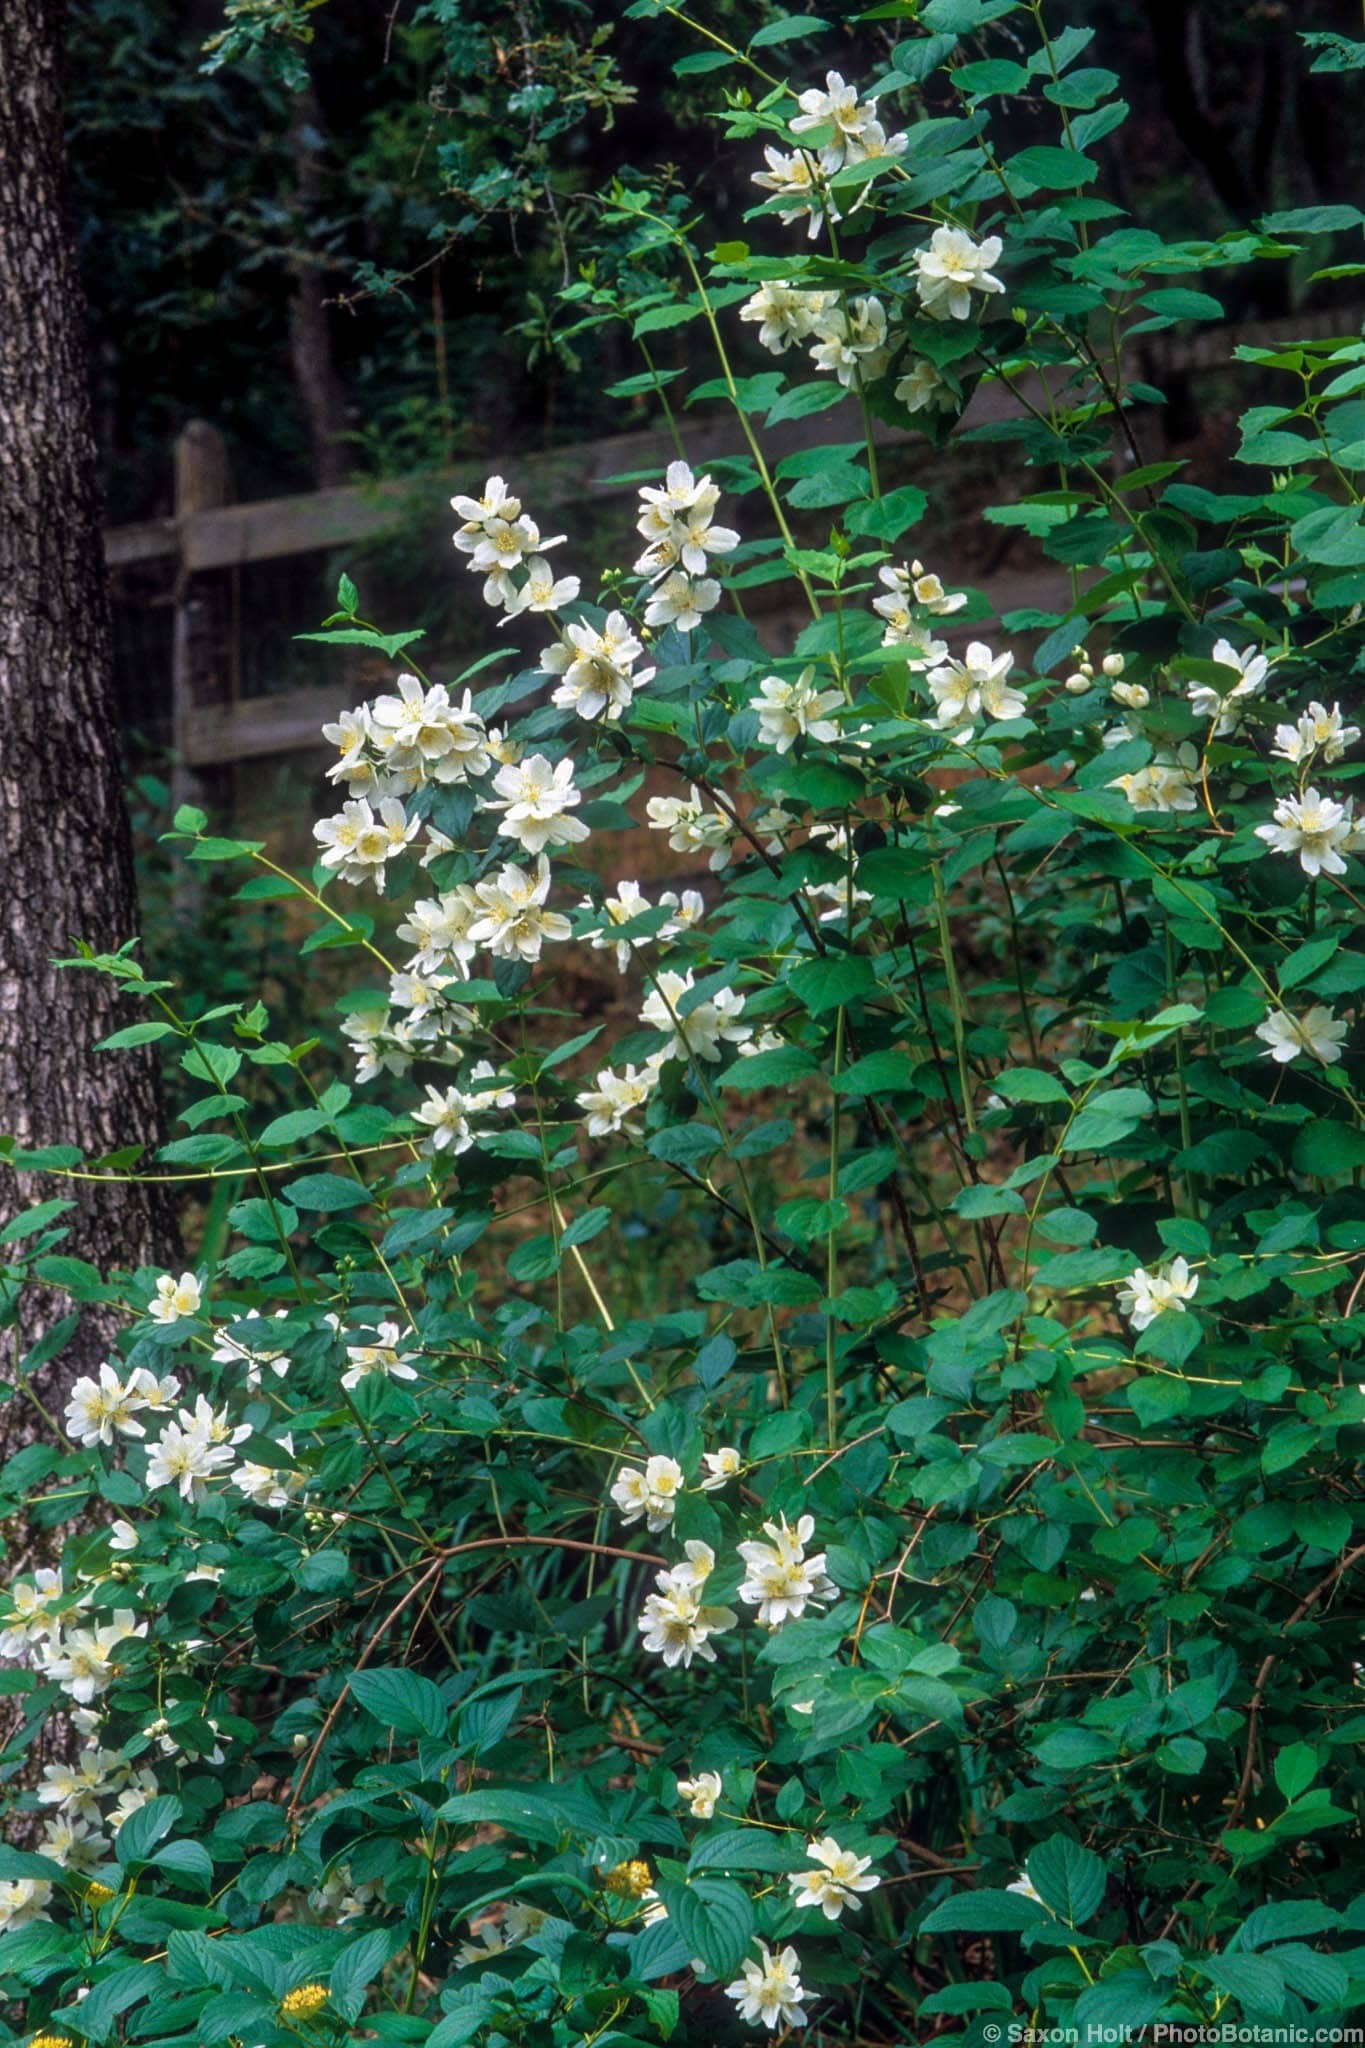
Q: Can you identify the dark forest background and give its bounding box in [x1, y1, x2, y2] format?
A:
[72, 0, 1365, 524]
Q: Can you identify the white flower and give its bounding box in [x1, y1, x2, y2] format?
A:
[737, 1514, 837, 1628]
[231, 1433, 305, 1510]
[791, 69, 865, 141]
[342, 1006, 420, 1085]
[1006, 1872, 1044, 1905]
[578, 1061, 662, 1138]
[611, 1454, 685, 1532]
[1255, 788, 1354, 877]
[645, 787, 731, 870]
[487, 753, 589, 856]
[369, 676, 492, 786]
[659, 887, 706, 935]
[397, 888, 481, 975]
[699, 1445, 742, 1491]
[1111, 680, 1149, 710]
[640, 970, 752, 1064]
[914, 225, 1005, 320]
[1255, 1006, 1348, 1066]
[108, 1519, 138, 1554]
[739, 281, 836, 354]
[1272, 700, 1361, 767]
[468, 512, 562, 608]
[502, 556, 581, 617]
[413, 1085, 474, 1157]
[878, 559, 965, 622]
[1187, 638, 1271, 734]
[0, 1569, 73, 1656]
[895, 357, 955, 414]
[467, 857, 572, 962]
[38, 1744, 130, 1818]
[752, 668, 843, 753]
[545, 611, 653, 721]
[637, 1570, 737, 1668]
[149, 1271, 202, 1323]
[65, 1363, 147, 1448]
[341, 1322, 420, 1390]
[926, 642, 1025, 729]
[145, 1416, 237, 1502]
[725, 1943, 808, 2031]
[1117, 1256, 1199, 1333]
[752, 145, 833, 238]
[107, 1768, 160, 1832]
[44, 1612, 147, 1703]
[314, 795, 419, 892]
[1109, 747, 1199, 815]
[0, 1878, 52, 1932]
[677, 1770, 723, 1819]
[643, 571, 721, 634]
[40, 1812, 110, 1874]
[451, 474, 522, 542]
[789, 1836, 881, 1920]
[808, 295, 890, 388]
[584, 878, 655, 972]
[211, 1310, 292, 1388]
[322, 705, 387, 796]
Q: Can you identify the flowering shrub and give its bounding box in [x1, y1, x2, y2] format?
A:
[8, 5, 1365, 2045]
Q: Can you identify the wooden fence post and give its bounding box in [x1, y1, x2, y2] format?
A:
[171, 421, 235, 826]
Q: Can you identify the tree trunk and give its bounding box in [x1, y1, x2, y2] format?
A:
[0, 0, 178, 1449]
[287, 81, 350, 488]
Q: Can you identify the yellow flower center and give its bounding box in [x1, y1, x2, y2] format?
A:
[280, 1982, 330, 2021]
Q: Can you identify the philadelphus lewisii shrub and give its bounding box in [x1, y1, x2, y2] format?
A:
[9, 5, 1365, 2044]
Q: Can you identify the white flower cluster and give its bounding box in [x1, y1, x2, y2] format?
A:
[451, 473, 578, 616]
[912, 225, 1005, 321]
[737, 1513, 838, 1626]
[752, 71, 907, 241]
[873, 560, 963, 668]
[608, 1457, 834, 1668]
[740, 280, 891, 390]
[635, 460, 737, 634]
[1257, 787, 1362, 878]
[1117, 1255, 1199, 1333]
[637, 1541, 738, 1670]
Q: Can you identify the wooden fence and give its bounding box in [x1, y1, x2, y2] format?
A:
[103, 301, 1364, 796]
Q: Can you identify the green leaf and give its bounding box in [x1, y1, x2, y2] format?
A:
[1274, 1742, 1319, 1803]
[750, 13, 832, 46]
[789, 955, 877, 1014]
[845, 486, 928, 542]
[258, 1107, 333, 1148]
[921, 1887, 1048, 1933]
[96, 1021, 176, 1050]
[1292, 1120, 1365, 1176]
[1025, 1835, 1107, 1926]
[0, 1199, 75, 1245]
[653, 1877, 754, 1978]
[153, 1839, 214, 1891]
[508, 1234, 562, 1282]
[282, 1172, 370, 1211]
[689, 1827, 801, 1874]
[996, 1068, 1070, 1105]
[117, 1794, 183, 1868]
[1009, 143, 1098, 189]
[349, 1667, 449, 1741]
[721, 1045, 819, 1090]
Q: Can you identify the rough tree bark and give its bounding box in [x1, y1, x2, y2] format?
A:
[0, 0, 178, 1450]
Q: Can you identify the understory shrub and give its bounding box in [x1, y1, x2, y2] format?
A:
[7, 5, 1365, 2044]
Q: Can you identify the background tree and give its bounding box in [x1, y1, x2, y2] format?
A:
[0, 0, 176, 1439]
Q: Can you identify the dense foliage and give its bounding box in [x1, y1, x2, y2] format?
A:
[9, 5, 1365, 2045]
